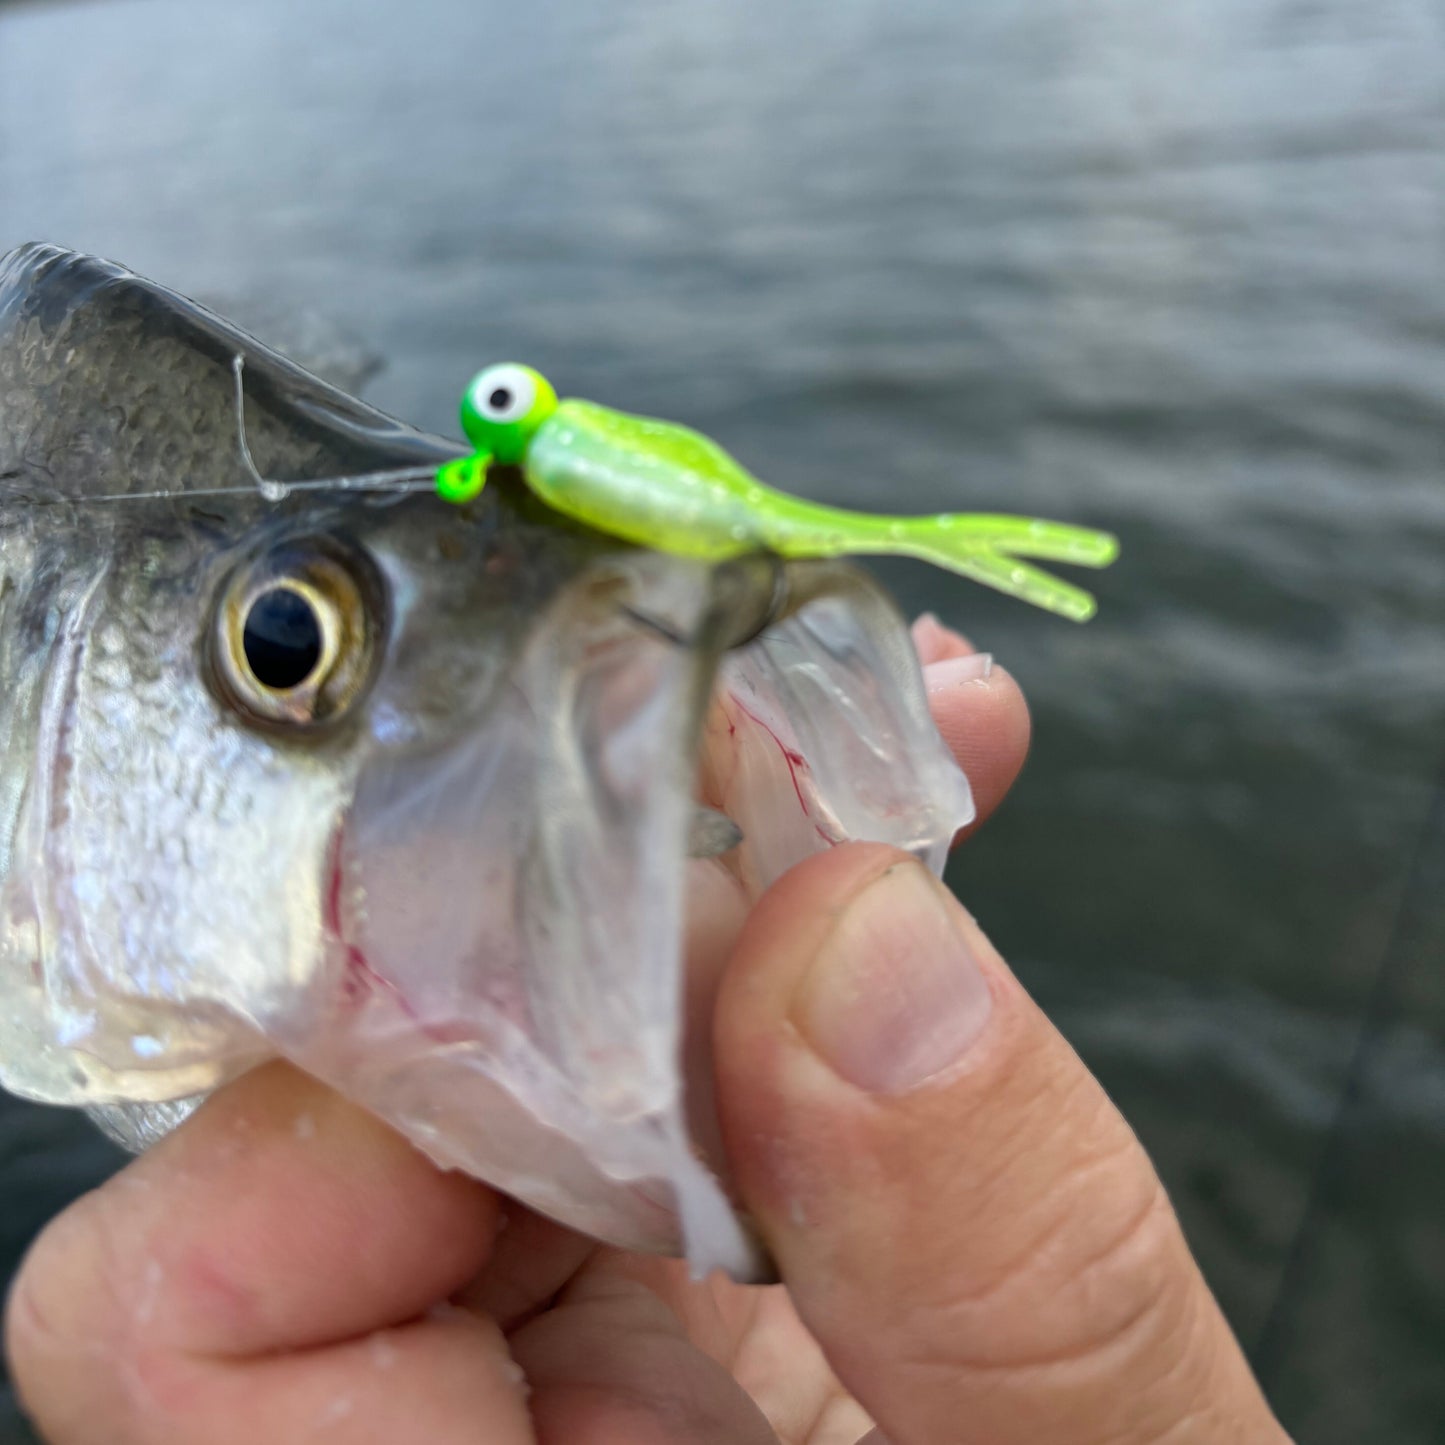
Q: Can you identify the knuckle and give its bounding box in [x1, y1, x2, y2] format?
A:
[5, 1198, 119, 1440]
[4, 1186, 180, 1443]
[827, 1023, 1265, 1443]
[904, 1133, 1193, 1376]
[1051, 1174, 1189, 1363]
[885, 1180, 1214, 1444]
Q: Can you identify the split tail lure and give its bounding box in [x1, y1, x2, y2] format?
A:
[233, 358, 1119, 622]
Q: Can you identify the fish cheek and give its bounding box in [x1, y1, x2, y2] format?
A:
[13, 573, 350, 1101]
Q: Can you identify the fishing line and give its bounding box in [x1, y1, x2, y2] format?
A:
[1251, 733, 1445, 1387]
[230, 356, 436, 499]
[1, 357, 441, 508]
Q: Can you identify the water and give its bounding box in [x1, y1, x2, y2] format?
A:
[1, 0, 1443, 1438]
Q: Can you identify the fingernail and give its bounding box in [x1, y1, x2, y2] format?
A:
[794, 862, 993, 1094]
[911, 614, 975, 665]
[926, 652, 993, 689]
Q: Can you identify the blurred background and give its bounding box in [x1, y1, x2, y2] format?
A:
[1, 0, 1442, 1439]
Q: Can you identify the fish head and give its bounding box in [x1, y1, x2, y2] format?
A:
[0, 245, 974, 1278]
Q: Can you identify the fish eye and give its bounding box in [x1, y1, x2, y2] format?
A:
[468, 364, 535, 424]
[211, 539, 383, 729]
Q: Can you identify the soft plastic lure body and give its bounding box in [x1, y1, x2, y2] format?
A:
[435, 364, 1117, 621]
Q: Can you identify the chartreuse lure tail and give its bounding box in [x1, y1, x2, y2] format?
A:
[430, 363, 1118, 622]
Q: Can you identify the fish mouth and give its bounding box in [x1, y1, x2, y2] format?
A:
[314, 816, 698, 1253]
[299, 670, 823, 1270]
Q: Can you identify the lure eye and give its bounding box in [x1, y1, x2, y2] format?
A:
[458, 363, 558, 462]
[212, 538, 384, 729]
[467, 364, 536, 425]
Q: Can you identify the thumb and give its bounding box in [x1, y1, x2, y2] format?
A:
[715, 844, 1290, 1445]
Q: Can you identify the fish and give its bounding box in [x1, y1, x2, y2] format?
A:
[0, 244, 972, 1279]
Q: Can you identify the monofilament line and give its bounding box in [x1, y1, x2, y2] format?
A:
[231, 355, 437, 499]
[58, 359, 441, 506]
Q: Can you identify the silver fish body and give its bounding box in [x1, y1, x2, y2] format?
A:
[0, 245, 973, 1279]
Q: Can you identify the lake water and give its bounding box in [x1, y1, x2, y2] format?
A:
[2, 0, 1443, 1439]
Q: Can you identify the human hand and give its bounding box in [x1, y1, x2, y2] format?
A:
[4, 622, 1290, 1443]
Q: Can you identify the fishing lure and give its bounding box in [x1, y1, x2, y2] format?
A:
[231, 359, 1117, 621]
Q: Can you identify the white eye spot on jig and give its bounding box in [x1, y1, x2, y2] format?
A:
[468, 364, 536, 424]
